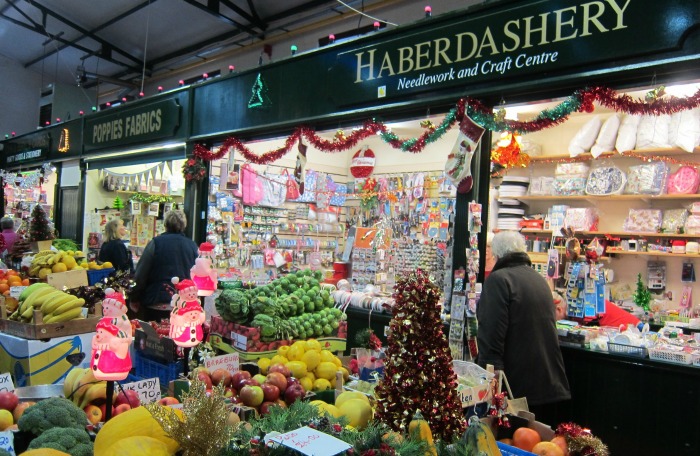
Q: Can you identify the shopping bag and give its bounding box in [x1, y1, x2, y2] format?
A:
[497, 369, 529, 415]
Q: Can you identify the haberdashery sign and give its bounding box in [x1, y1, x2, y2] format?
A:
[335, 0, 698, 102]
[84, 97, 181, 151]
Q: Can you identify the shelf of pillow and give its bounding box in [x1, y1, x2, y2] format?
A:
[520, 229, 700, 239]
[528, 146, 700, 162]
[515, 194, 700, 202]
[607, 251, 700, 258]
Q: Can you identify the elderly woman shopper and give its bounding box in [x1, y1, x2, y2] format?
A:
[131, 210, 198, 321]
[477, 231, 570, 427]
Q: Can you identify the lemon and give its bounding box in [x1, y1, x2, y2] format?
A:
[270, 355, 289, 366]
[300, 376, 314, 392]
[313, 378, 332, 391]
[257, 357, 271, 375]
[277, 345, 291, 358]
[332, 356, 342, 368]
[301, 350, 321, 371]
[335, 391, 370, 408]
[319, 350, 335, 363]
[102, 261, 113, 269]
[287, 345, 305, 361]
[338, 399, 373, 429]
[323, 404, 342, 419]
[61, 255, 77, 269]
[339, 367, 350, 382]
[305, 339, 322, 352]
[291, 340, 307, 352]
[51, 263, 67, 273]
[285, 361, 308, 379]
[314, 361, 337, 381]
[305, 372, 316, 383]
[0, 409, 13, 431]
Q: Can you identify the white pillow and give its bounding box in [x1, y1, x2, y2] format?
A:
[568, 115, 602, 157]
[591, 114, 621, 157]
[668, 108, 700, 152]
[615, 114, 641, 152]
[636, 114, 671, 149]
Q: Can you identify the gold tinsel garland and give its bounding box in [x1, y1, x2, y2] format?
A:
[145, 379, 234, 456]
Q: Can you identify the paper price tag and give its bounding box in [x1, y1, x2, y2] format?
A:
[9, 286, 26, 299]
[230, 332, 248, 351]
[121, 377, 161, 403]
[271, 426, 351, 456]
[205, 352, 239, 373]
[0, 373, 15, 393]
[0, 430, 15, 456]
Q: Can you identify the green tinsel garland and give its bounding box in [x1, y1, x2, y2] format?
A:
[128, 192, 173, 204]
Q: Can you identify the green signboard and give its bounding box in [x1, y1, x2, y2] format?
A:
[1, 131, 50, 168]
[84, 97, 182, 151]
[333, 0, 699, 104]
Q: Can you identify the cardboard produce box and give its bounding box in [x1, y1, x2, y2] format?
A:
[0, 331, 94, 387]
[208, 330, 347, 361]
[134, 320, 181, 363]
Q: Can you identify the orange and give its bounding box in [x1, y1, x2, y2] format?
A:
[6, 270, 18, 276]
[12, 401, 34, 422]
[0, 284, 9, 293]
[2, 291, 10, 296]
[0, 279, 8, 285]
[513, 427, 541, 452]
[21, 278, 30, 286]
[550, 436, 569, 456]
[532, 441, 565, 456]
[8, 276, 21, 285]
[498, 438, 514, 445]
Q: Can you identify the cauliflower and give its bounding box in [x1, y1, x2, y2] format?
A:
[27, 427, 93, 456]
[17, 397, 87, 436]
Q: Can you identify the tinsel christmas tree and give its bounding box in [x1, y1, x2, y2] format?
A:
[374, 269, 466, 441]
[29, 204, 55, 241]
[632, 273, 651, 312]
[113, 196, 124, 209]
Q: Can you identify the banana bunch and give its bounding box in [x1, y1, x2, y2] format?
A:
[28, 249, 61, 276]
[9, 282, 86, 323]
[64, 367, 116, 409]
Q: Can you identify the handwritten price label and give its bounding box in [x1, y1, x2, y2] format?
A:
[0, 373, 15, 393]
[121, 377, 161, 403]
[9, 286, 26, 299]
[205, 352, 239, 373]
[0, 430, 15, 456]
[271, 426, 351, 456]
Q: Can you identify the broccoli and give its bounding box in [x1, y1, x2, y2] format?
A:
[27, 427, 94, 456]
[17, 397, 87, 436]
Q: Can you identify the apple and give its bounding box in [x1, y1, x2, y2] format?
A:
[259, 401, 279, 415]
[115, 389, 141, 408]
[269, 364, 291, 378]
[98, 403, 115, 420]
[239, 385, 264, 407]
[231, 371, 252, 391]
[12, 401, 34, 422]
[253, 374, 267, 385]
[287, 376, 300, 386]
[0, 392, 19, 412]
[159, 397, 180, 406]
[230, 395, 243, 404]
[211, 368, 233, 388]
[241, 378, 260, 388]
[84, 404, 103, 424]
[196, 371, 213, 390]
[274, 399, 287, 409]
[265, 372, 288, 393]
[113, 403, 132, 416]
[261, 383, 280, 402]
[284, 384, 305, 405]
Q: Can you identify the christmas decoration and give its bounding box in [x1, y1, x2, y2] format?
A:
[351, 147, 376, 178]
[491, 132, 530, 169]
[169, 277, 205, 348]
[29, 204, 55, 242]
[355, 328, 383, 350]
[359, 178, 379, 211]
[295, 138, 308, 194]
[556, 422, 610, 456]
[128, 192, 173, 204]
[112, 196, 124, 209]
[90, 290, 132, 381]
[374, 269, 466, 441]
[146, 378, 234, 456]
[191, 242, 218, 296]
[248, 73, 272, 109]
[444, 115, 485, 193]
[632, 272, 652, 312]
[183, 156, 208, 182]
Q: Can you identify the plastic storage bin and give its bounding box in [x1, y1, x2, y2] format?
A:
[87, 268, 115, 286]
[130, 351, 184, 388]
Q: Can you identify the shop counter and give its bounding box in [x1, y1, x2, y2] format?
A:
[561, 345, 700, 456]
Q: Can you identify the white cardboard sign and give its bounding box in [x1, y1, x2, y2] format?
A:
[270, 426, 352, 456]
[205, 352, 240, 373]
[0, 430, 15, 455]
[0, 373, 15, 393]
[121, 377, 161, 403]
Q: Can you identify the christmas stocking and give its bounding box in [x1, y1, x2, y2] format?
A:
[295, 139, 308, 194]
[445, 115, 485, 194]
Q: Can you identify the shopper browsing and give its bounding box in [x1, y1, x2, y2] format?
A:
[0, 217, 18, 258]
[477, 231, 570, 426]
[131, 210, 199, 321]
[98, 218, 134, 273]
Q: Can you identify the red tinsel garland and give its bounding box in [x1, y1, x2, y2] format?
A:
[192, 86, 700, 166]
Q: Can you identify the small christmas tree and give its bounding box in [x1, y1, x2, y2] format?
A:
[29, 204, 55, 242]
[632, 272, 652, 312]
[113, 196, 124, 209]
[374, 269, 466, 441]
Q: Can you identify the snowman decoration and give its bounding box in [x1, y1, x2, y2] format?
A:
[169, 278, 205, 348]
[190, 242, 218, 297]
[91, 290, 133, 381]
[101, 288, 132, 342]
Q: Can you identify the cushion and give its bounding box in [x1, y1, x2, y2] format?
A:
[590, 114, 621, 157]
[635, 114, 671, 149]
[615, 114, 641, 152]
[568, 115, 602, 157]
[668, 108, 700, 152]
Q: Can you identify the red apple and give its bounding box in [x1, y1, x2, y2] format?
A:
[0, 392, 19, 412]
[239, 385, 264, 407]
[115, 389, 141, 408]
[259, 401, 279, 415]
[265, 372, 288, 393]
[113, 403, 132, 416]
[230, 395, 243, 404]
[159, 397, 180, 406]
[83, 404, 103, 424]
[211, 368, 233, 388]
[269, 364, 291, 378]
[261, 383, 280, 402]
[196, 371, 213, 390]
[231, 371, 252, 391]
[241, 378, 260, 388]
[274, 399, 287, 409]
[287, 376, 300, 387]
[253, 374, 267, 385]
[284, 384, 305, 405]
[98, 403, 114, 420]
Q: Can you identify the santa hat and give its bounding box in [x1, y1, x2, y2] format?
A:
[177, 300, 203, 315]
[199, 242, 215, 253]
[96, 319, 120, 336]
[103, 288, 126, 309]
[172, 277, 198, 293]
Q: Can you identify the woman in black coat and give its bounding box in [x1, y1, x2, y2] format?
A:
[98, 218, 134, 272]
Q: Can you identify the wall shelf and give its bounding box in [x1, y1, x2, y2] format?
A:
[520, 229, 700, 239]
[513, 194, 700, 203]
[607, 251, 700, 258]
[528, 146, 700, 162]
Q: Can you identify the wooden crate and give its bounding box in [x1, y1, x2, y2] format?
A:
[0, 302, 102, 340]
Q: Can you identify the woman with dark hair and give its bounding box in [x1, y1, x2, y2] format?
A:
[98, 218, 133, 272]
[131, 210, 198, 321]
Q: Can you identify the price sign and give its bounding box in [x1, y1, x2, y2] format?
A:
[230, 332, 247, 351]
[0, 373, 15, 393]
[9, 286, 26, 299]
[271, 426, 351, 456]
[0, 430, 15, 456]
[121, 377, 161, 403]
[205, 352, 239, 373]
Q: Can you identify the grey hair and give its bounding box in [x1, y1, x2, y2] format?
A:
[491, 231, 526, 259]
[164, 210, 187, 233]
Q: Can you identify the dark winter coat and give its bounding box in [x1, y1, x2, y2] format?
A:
[98, 239, 134, 273]
[476, 252, 570, 406]
[132, 232, 199, 308]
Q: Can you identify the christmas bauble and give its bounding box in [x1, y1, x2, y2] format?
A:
[350, 147, 375, 178]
